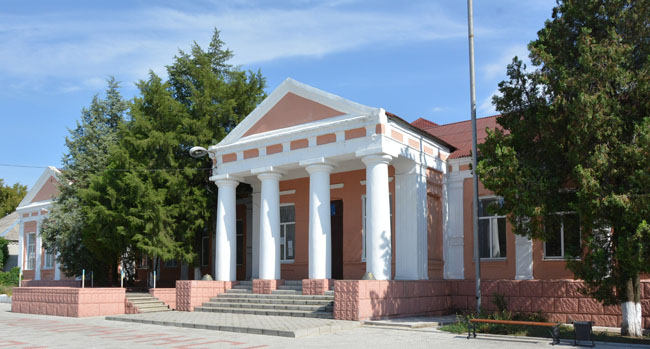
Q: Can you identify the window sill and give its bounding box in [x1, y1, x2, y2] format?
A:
[280, 260, 294, 264]
[543, 257, 581, 261]
[42, 267, 54, 270]
[479, 258, 507, 262]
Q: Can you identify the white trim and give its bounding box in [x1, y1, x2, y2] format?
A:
[279, 190, 296, 196]
[330, 183, 344, 189]
[361, 193, 393, 262]
[17, 167, 60, 209]
[218, 78, 380, 147]
[360, 177, 393, 185]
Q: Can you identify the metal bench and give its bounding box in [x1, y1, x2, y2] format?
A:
[466, 318, 561, 345]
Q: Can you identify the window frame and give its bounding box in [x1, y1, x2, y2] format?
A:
[361, 193, 393, 262]
[543, 212, 581, 260]
[43, 248, 54, 270]
[478, 196, 507, 261]
[26, 233, 36, 270]
[279, 203, 295, 263]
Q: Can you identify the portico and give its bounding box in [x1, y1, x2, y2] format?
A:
[207, 78, 453, 288]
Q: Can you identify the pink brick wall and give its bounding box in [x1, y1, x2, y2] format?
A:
[253, 279, 283, 294]
[303, 279, 333, 295]
[21, 280, 80, 287]
[175, 281, 236, 311]
[12, 287, 125, 317]
[334, 280, 450, 321]
[449, 280, 650, 328]
[333, 279, 650, 328]
[150, 288, 176, 310]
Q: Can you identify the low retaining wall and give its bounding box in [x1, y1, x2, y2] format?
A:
[176, 281, 236, 311]
[449, 280, 650, 328]
[333, 279, 650, 328]
[303, 279, 333, 295]
[21, 280, 80, 287]
[12, 287, 125, 317]
[334, 280, 450, 320]
[150, 288, 176, 310]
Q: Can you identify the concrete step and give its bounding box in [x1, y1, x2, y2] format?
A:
[194, 306, 333, 319]
[210, 297, 332, 306]
[200, 301, 332, 312]
[127, 298, 164, 305]
[133, 302, 167, 309]
[283, 280, 303, 286]
[238, 280, 253, 285]
[232, 285, 253, 290]
[212, 293, 333, 301]
[271, 289, 302, 295]
[138, 306, 172, 313]
[324, 290, 334, 296]
[225, 289, 252, 294]
[277, 285, 302, 291]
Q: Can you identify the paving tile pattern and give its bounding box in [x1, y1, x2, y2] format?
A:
[106, 310, 359, 337]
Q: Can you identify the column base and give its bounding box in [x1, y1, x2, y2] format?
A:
[302, 279, 334, 295]
[252, 279, 284, 294]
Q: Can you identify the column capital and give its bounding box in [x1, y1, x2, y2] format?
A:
[252, 166, 285, 181]
[361, 153, 393, 166]
[209, 174, 241, 187]
[301, 157, 335, 174]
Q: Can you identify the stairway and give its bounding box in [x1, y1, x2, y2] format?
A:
[125, 292, 172, 313]
[194, 280, 334, 318]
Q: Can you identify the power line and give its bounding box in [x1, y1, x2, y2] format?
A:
[0, 163, 212, 172]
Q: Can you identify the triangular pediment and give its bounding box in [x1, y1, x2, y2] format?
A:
[17, 166, 61, 209]
[218, 78, 378, 146]
[242, 92, 345, 138]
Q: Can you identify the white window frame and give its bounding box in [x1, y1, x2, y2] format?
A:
[26, 233, 36, 270]
[43, 248, 54, 269]
[361, 193, 393, 262]
[543, 212, 581, 260]
[478, 196, 507, 260]
[280, 203, 295, 263]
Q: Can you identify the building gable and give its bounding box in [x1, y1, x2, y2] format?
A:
[242, 92, 345, 138]
[17, 166, 61, 209]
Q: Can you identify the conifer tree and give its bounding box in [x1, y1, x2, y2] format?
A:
[477, 0, 650, 336]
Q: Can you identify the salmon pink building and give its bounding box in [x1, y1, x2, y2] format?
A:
[205, 78, 572, 284]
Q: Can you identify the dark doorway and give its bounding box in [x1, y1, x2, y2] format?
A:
[236, 204, 247, 281]
[331, 200, 344, 279]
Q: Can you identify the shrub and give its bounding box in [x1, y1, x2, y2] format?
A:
[0, 267, 20, 286]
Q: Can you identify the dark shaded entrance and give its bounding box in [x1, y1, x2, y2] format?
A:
[330, 200, 344, 279]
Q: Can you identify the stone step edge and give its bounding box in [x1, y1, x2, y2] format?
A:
[209, 298, 333, 305]
[214, 294, 333, 300]
[105, 316, 358, 338]
[200, 302, 332, 311]
[194, 307, 333, 318]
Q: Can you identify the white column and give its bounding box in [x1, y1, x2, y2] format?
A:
[362, 154, 393, 280]
[18, 220, 24, 272]
[443, 172, 468, 279]
[214, 177, 239, 281]
[515, 234, 534, 280]
[301, 158, 335, 279]
[251, 183, 261, 279]
[394, 160, 428, 280]
[35, 221, 42, 280]
[253, 168, 283, 280]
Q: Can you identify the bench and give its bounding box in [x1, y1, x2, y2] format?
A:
[466, 318, 561, 345]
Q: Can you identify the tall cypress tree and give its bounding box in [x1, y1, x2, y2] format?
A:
[81, 29, 266, 281]
[477, 0, 650, 336]
[41, 78, 129, 283]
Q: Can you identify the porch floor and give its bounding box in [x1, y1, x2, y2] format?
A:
[105, 311, 359, 338]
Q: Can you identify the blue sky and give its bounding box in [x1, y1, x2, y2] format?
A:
[0, 0, 555, 189]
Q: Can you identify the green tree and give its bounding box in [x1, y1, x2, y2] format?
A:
[0, 237, 9, 270]
[477, 0, 650, 336]
[41, 78, 129, 284]
[0, 180, 27, 218]
[81, 29, 265, 280]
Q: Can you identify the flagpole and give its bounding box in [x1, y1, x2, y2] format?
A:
[467, 0, 482, 314]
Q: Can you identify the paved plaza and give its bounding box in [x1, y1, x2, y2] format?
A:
[0, 304, 645, 348]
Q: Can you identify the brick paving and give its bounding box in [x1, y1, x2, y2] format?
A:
[106, 310, 359, 337]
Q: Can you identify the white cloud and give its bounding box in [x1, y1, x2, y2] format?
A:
[482, 45, 530, 80]
[478, 88, 500, 115]
[0, 2, 468, 96]
[431, 106, 446, 113]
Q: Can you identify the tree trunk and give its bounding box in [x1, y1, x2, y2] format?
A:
[621, 275, 642, 337]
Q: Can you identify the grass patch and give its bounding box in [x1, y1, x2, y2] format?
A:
[440, 315, 650, 346]
[0, 284, 14, 297]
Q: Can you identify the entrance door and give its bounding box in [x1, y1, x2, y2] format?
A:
[330, 200, 344, 279]
[236, 204, 247, 280]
